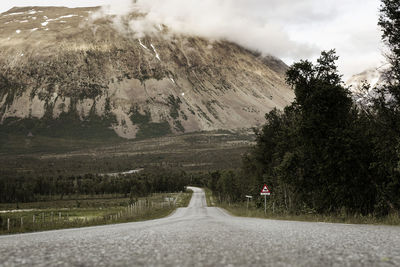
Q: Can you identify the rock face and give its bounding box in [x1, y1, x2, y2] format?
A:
[0, 6, 294, 139]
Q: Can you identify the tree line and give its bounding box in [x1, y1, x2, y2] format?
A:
[200, 0, 400, 216]
[0, 170, 188, 203]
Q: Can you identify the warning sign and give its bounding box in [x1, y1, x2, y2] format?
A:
[260, 184, 271, 196]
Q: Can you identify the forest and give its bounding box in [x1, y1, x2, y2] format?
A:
[199, 0, 400, 217]
[0, 170, 188, 203]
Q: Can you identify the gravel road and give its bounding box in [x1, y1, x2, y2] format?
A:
[1, 187, 399, 266]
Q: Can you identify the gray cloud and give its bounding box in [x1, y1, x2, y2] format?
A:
[1, 0, 383, 78]
[94, 0, 318, 60]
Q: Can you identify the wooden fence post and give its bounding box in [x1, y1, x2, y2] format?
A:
[7, 218, 10, 231]
[21, 217, 23, 228]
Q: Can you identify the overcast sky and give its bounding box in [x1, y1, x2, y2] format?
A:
[0, 0, 384, 79]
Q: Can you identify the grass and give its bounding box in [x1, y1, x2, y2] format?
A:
[130, 108, 151, 124]
[0, 112, 123, 155]
[205, 189, 400, 226]
[135, 121, 172, 139]
[0, 131, 254, 173]
[204, 188, 215, 207]
[0, 134, 121, 155]
[129, 106, 173, 139]
[176, 189, 193, 207]
[0, 189, 193, 235]
[0, 194, 133, 210]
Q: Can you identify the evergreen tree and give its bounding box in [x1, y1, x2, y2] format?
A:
[379, 0, 400, 94]
[242, 50, 377, 214]
[371, 0, 400, 214]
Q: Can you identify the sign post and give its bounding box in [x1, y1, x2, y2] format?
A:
[245, 195, 252, 210]
[260, 184, 271, 214]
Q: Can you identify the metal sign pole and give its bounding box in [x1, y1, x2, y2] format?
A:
[264, 195, 266, 214]
[260, 184, 270, 215]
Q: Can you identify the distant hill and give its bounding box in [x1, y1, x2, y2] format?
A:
[0, 6, 293, 141]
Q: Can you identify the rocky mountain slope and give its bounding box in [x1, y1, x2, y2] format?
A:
[346, 67, 384, 106]
[0, 6, 293, 140]
[346, 67, 383, 92]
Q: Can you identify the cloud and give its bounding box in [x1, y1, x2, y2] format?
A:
[94, 0, 318, 60]
[284, 0, 383, 79]
[3, 0, 380, 78]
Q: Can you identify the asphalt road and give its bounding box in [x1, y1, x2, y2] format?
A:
[1, 187, 399, 266]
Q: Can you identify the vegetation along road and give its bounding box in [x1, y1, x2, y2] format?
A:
[0, 187, 399, 266]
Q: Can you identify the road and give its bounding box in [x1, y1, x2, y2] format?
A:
[1, 187, 399, 266]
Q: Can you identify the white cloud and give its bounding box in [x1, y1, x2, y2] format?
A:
[0, 0, 383, 78]
[95, 0, 318, 59]
[284, 0, 384, 78]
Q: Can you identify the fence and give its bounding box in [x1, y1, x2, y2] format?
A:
[0, 198, 176, 234]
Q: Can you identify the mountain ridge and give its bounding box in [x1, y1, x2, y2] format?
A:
[0, 6, 293, 140]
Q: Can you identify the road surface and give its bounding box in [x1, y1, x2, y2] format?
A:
[1, 187, 399, 266]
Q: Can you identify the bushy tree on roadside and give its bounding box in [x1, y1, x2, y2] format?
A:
[240, 50, 380, 215]
[235, 0, 400, 216]
[365, 0, 400, 215]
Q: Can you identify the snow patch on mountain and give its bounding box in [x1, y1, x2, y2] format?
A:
[138, 39, 149, 50]
[58, 15, 77, 19]
[347, 68, 382, 88]
[346, 67, 385, 106]
[4, 12, 25, 16]
[150, 43, 161, 61]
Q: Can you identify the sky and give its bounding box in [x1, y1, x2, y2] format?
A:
[0, 0, 384, 79]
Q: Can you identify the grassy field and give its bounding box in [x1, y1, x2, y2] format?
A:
[0, 189, 193, 235]
[0, 130, 254, 174]
[204, 188, 400, 226]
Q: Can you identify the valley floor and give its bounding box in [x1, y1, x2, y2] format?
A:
[0, 130, 254, 173]
[0, 191, 192, 235]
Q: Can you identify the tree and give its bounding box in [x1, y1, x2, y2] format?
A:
[286, 50, 371, 212]
[207, 0, 400, 216]
[371, 0, 400, 214]
[242, 50, 377, 214]
[379, 0, 400, 93]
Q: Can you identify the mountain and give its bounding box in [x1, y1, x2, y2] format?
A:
[346, 67, 384, 106]
[346, 67, 383, 92]
[0, 6, 294, 141]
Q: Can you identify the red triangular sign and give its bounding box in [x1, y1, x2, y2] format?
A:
[260, 184, 271, 195]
